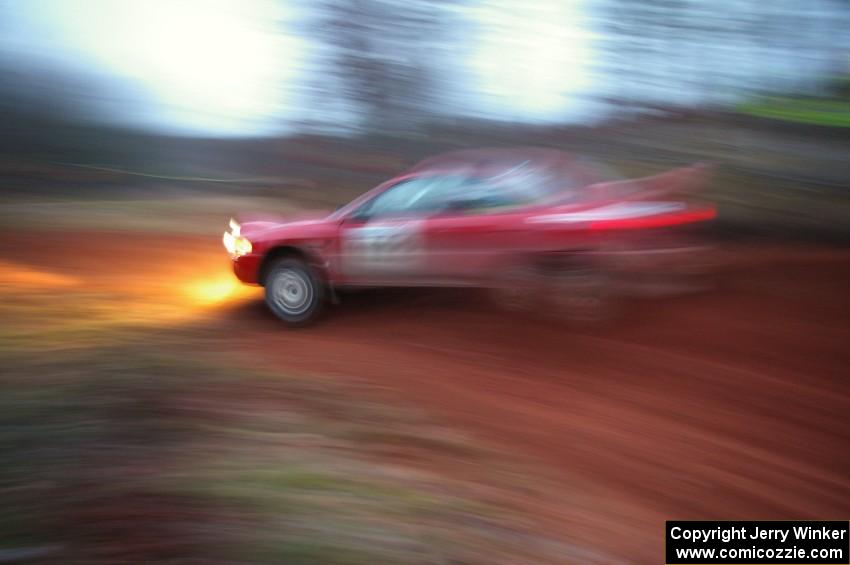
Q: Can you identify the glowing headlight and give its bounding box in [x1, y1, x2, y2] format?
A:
[229, 218, 241, 237]
[233, 235, 252, 256]
[223, 219, 252, 257]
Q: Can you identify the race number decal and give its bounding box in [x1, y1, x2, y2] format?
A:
[343, 220, 424, 276]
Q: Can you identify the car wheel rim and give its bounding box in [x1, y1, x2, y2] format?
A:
[272, 269, 312, 315]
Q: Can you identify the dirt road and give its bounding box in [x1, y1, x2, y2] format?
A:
[3, 231, 849, 562]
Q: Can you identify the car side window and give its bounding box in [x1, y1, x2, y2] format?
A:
[357, 176, 468, 219]
[446, 180, 514, 211]
[443, 176, 541, 213]
[460, 161, 585, 209]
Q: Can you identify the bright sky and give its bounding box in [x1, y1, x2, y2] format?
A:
[458, 0, 596, 122]
[2, 0, 602, 136]
[3, 0, 830, 136]
[5, 0, 308, 136]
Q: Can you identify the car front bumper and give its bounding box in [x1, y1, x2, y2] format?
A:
[232, 253, 261, 284]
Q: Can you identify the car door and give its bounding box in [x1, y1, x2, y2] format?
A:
[419, 179, 533, 284]
[338, 176, 457, 285]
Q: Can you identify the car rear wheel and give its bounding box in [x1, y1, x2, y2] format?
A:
[490, 265, 543, 313]
[546, 267, 617, 325]
[492, 261, 618, 325]
[264, 258, 323, 326]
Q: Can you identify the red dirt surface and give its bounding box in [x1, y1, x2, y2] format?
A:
[3, 231, 849, 563]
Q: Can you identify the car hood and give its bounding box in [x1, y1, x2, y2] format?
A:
[236, 209, 332, 237]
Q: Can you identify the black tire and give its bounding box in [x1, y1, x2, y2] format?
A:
[264, 258, 324, 326]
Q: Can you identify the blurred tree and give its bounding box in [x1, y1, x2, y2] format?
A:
[310, 0, 452, 135]
[591, 0, 850, 112]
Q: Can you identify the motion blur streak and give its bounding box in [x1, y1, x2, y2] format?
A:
[0, 260, 80, 289]
[2, 0, 847, 136]
[462, 0, 594, 120]
[0, 0, 849, 564]
[4, 0, 306, 135]
[184, 277, 251, 306]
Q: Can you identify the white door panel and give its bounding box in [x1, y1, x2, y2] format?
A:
[341, 219, 425, 282]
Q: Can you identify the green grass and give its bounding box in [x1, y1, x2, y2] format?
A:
[738, 97, 850, 128]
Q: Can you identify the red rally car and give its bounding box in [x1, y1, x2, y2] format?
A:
[223, 148, 716, 325]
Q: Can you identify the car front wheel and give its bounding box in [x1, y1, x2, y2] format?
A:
[264, 258, 324, 326]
